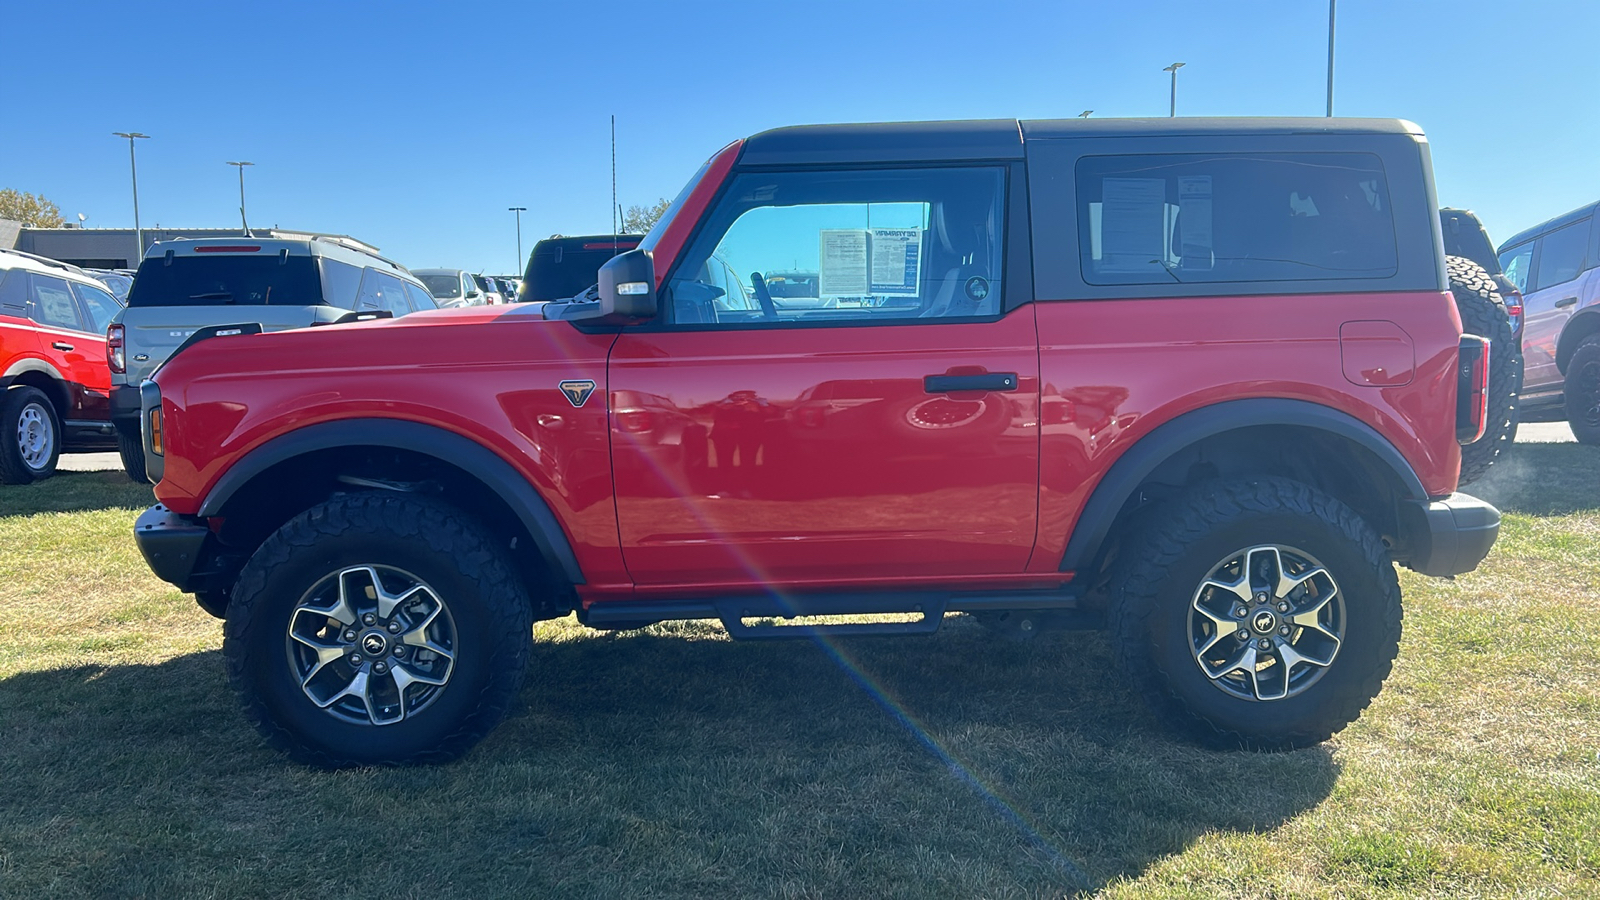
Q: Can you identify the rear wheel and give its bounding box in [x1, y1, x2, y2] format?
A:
[1110, 477, 1401, 750]
[0, 387, 61, 484]
[117, 430, 150, 484]
[1565, 333, 1600, 445]
[1448, 256, 1521, 484]
[224, 493, 533, 767]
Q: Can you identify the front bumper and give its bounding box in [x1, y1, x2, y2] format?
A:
[1401, 492, 1501, 577]
[134, 504, 212, 591]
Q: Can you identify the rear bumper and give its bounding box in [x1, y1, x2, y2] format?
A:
[134, 504, 212, 591]
[1400, 492, 1501, 577]
[110, 384, 141, 436]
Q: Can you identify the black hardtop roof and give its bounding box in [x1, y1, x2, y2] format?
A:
[1499, 200, 1600, 251]
[740, 117, 1424, 165]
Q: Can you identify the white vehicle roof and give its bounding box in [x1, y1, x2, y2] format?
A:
[0, 248, 121, 290]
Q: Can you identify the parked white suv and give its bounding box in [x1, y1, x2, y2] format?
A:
[108, 235, 437, 480]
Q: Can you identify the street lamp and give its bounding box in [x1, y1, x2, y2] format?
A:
[111, 132, 149, 260]
[1078, 110, 1094, 118]
[226, 161, 254, 235]
[509, 206, 527, 276]
[1326, 0, 1337, 116]
[1163, 62, 1186, 117]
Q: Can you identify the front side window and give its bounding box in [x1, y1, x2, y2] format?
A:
[29, 274, 83, 331]
[404, 281, 437, 310]
[1498, 243, 1533, 294]
[1076, 152, 1398, 285]
[667, 167, 1005, 326]
[356, 270, 410, 315]
[1532, 220, 1589, 291]
[71, 281, 122, 334]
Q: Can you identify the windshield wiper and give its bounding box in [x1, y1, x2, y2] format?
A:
[189, 292, 234, 301]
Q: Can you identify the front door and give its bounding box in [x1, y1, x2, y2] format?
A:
[609, 164, 1039, 587]
[1516, 220, 1593, 392]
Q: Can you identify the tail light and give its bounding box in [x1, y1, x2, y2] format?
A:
[1505, 290, 1523, 336]
[107, 323, 125, 373]
[1456, 335, 1491, 444]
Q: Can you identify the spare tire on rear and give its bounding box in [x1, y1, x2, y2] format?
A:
[1448, 255, 1520, 485]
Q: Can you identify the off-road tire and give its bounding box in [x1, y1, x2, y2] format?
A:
[224, 493, 533, 767]
[117, 431, 150, 484]
[1449, 255, 1521, 484]
[0, 387, 61, 484]
[1565, 333, 1600, 445]
[1110, 477, 1402, 750]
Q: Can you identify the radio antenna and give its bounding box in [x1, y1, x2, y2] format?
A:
[611, 115, 617, 236]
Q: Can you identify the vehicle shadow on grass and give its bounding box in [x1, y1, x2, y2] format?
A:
[1471, 441, 1600, 516]
[0, 627, 1339, 897]
[0, 469, 153, 517]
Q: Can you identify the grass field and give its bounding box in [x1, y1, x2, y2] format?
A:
[1, 446, 1597, 899]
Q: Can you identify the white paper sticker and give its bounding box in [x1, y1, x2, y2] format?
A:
[1100, 178, 1166, 273]
[819, 229, 869, 297]
[869, 228, 923, 295]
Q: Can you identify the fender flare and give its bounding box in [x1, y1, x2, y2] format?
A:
[1, 359, 70, 413]
[1057, 398, 1429, 572]
[1556, 307, 1600, 373]
[197, 418, 584, 584]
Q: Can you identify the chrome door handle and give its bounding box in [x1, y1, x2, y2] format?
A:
[52, 342, 74, 351]
[1556, 296, 1579, 309]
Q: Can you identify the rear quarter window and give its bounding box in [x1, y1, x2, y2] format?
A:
[126, 254, 322, 307]
[1075, 152, 1398, 286]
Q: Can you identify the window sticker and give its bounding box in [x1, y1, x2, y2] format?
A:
[1100, 178, 1166, 273]
[819, 229, 869, 297]
[869, 228, 923, 296]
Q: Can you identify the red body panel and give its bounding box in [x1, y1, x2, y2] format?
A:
[606, 308, 1040, 589]
[152, 312, 631, 590]
[1027, 290, 1462, 573]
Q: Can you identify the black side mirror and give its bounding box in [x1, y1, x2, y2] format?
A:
[593, 248, 657, 322]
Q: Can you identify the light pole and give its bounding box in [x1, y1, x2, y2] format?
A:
[1326, 0, 1337, 116]
[226, 161, 254, 235]
[509, 206, 526, 274]
[1078, 110, 1094, 118]
[111, 132, 149, 260]
[1163, 62, 1186, 117]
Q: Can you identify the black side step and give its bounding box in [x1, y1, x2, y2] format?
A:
[580, 587, 1083, 640]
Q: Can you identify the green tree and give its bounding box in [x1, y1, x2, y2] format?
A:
[0, 190, 64, 227]
[622, 198, 670, 234]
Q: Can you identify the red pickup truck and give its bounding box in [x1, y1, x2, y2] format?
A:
[133, 117, 1500, 767]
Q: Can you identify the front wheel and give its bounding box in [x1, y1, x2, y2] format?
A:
[224, 494, 534, 767]
[1110, 477, 1401, 750]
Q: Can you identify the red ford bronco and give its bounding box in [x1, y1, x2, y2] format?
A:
[133, 118, 1500, 767]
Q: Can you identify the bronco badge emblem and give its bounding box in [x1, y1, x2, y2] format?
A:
[559, 379, 597, 408]
[1253, 611, 1277, 634]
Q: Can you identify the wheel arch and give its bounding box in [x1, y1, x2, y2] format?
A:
[1556, 308, 1600, 374]
[1059, 398, 1430, 579]
[198, 419, 584, 591]
[2, 360, 70, 420]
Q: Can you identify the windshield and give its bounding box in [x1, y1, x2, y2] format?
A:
[418, 274, 462, 298]
[640, 157, 714, 255]
[125, 254, 322, 307]
[95, 273, 133, 300]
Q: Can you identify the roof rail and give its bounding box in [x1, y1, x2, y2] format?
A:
[269, 232, 410, 272]
[0, 248, 92, 277]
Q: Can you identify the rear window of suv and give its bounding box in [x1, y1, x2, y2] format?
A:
[1076, 152, 1398, 286]
[126, 254, 322, 307]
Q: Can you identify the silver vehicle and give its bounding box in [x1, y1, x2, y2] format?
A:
[108, 235, 438, 480]
[414, 268, 492, 307]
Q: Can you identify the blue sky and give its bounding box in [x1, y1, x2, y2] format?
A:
[6, 0, 1596, 274]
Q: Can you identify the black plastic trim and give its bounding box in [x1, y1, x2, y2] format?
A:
[154, 322, 264, 377]
[195, 418, 584, 584]
[133, 503, 212, 589]
[1400, 492, 1500, 577]
[1057, 398, 1430, 573]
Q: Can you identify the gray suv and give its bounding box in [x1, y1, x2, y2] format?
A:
[108, 235, 437, 479]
